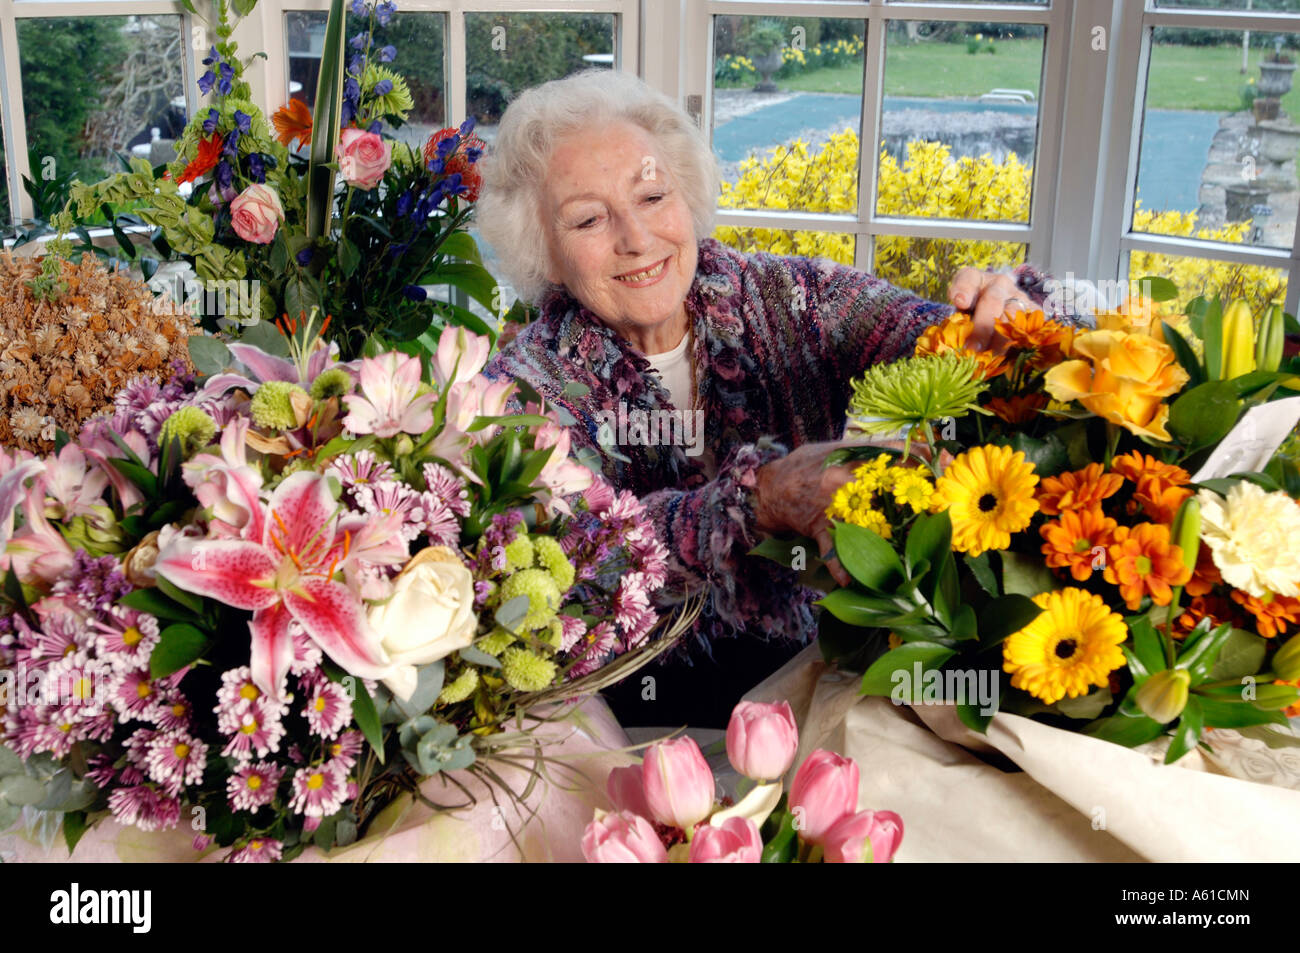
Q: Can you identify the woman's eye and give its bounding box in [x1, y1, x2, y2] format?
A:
[576, 216, 599, 229]
[644, 193, 665, 204]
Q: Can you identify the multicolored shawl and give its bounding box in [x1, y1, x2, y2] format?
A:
[483, 238, 1060, 654]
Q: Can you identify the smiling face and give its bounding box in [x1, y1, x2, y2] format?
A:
[540, 121, 699, 354]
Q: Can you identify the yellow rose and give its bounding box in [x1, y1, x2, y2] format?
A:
[1043, 329, 1189, 441]
[1094, 296, 1164, 339]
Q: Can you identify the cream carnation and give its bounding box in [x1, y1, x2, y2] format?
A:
[1197, 482, 1300, 598]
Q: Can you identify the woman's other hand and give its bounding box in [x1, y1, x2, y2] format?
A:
[947, 267, 1032, 349]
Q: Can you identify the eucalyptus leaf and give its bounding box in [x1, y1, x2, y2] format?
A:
[459, 645, 503, 669]
[1210, 628, 1267, 681]
[0, 774, 48, 806]
[0, 745, 23, 777]
[494, 595, 531, 632]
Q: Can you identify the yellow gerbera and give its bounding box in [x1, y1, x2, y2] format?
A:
[931, 445, 1039, 556]
[1003, 588, 1128, 704]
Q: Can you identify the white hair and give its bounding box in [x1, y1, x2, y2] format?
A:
[475, 69, 720, 305]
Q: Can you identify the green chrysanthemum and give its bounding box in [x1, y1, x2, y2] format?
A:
[363, 64, 414, 121]
[250, 380, 306, 430]
[846, 352, 989, 437]
[438, 668, 479, 705]
[310, 367, 352, 400]
[501, 648, 558, 693]
[476, 628, 516, 656]
[498, 568, 562, 631]
[503, 535, 535, 572]
[533, 536, 575, 592]
[542, 617, 565, 650]
[159, 406, 216, 459]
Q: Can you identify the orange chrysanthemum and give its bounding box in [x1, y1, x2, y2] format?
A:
[914, 312, 1008, 380]
[178, 133, 223, 185]
[1103, 522, 1193, 610]
[1035, 463, 1124, 516]
[1110, 451, 1190, 487]
[1132, 478, 1192, 524]
[995, 308, 1073, 369]
[1230, 589, 1300, 639]
[987, 393, 1048, 424]
[1184, 544, 1223, 597]
[272, 97, 313, 148]
[1173, 593, 1239, 639]
[1041, 506, 1119, 582]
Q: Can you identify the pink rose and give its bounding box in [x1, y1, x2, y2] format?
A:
[337, 127, 392, 189]
[690, 816, 762, 863]
[726, 700, 799, 781]
[606, 765, 654, 819]
[581, 810, 668, 863]
[229, 184, 284, 244]
[823, 809, 904, 864]
[642, 736, 715, 832]
[788, 749, 859, 845]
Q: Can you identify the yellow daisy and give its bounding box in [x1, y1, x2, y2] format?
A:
[931, 444, 1039, 556]
[1003, 588, 1128, 705]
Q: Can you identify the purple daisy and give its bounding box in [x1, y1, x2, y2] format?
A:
[422, 462, 471, 517]
[90, 606, 160, 672]
[227, 761, 284, 813]
[303, 680, 352, 740]
[143, 729, 207, 796]
[220, 698, 289, 763]
[288, 761, 347, 818]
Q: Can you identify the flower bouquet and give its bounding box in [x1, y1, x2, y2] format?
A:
[48, 0, 512, 360]
[756, 290, 1300, 764]
[0, 320, 694, 862]
[581, 700, 903, 863]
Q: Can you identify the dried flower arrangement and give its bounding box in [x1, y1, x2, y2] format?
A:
[0, 251, 195, 453]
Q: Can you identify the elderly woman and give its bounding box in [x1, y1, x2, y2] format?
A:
[477, 70, 1066, 728]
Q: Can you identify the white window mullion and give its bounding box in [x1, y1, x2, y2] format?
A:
[446, 6, 465, 128]
[1024, 0, 1071, 271]
[1, 0, 32, 225]
[855, 0, 884, 274]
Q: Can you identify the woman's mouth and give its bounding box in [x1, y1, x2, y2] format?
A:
[613, 257, 669, 284]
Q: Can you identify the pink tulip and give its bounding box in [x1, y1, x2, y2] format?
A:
[229, 184, 284, 244]
[788, 749, 859, 845]
[726, 700, 799, 781]
[337, 127, 392, 190]
[581, 810, 668, 863]
[641, 736, 716, 832]
[607, 765, 654, 819]
[823, 809, 904, 863]
[689, 816, 762, 863]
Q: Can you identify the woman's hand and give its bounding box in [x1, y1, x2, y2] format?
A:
[947, 267, 1033, 349]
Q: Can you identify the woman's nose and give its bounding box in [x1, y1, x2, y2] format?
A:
[612, 208, 652, 256]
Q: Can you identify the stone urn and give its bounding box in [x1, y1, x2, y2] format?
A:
[752, 43, 784, 93]
[1254, 96, 1281, 122]
[1255, 119, 1300, 163]
[1259, 58, 1297, 98]
[1224, 183, 1271, 223]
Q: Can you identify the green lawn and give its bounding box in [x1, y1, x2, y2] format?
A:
[725, 39, 1300, 115]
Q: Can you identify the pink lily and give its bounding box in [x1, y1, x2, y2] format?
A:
[432, 326, 491, 390]
[7, 477, 75, 584]
[532, 419, 593, 516]
[42, 444, 109, 521]
[183, 417, 265, 539]
[156, 472, 391, 698]
[342, 352, 435, 438]
[0, 458, 45, 554]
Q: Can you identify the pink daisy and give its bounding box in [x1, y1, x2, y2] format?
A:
[422, 462, 471, 517]
[289, 626, 324, 677]
[152, 690, 193, 731]
[303, 680, 352, 739]
[327, 730, 364, 770]
[557, 613, 587, 652]
[143, 729, 207, 795]
[289, 761, 347, 818]
[215, 666, 266, 733]
[327, 450, 396, 511]
[90, 606, 160, 672]
[420, 497, 461, 547]
[109, 668, 162, 721]
[220, 697, 288, 763]
[568, 622, 617, 678]
[363, 480, 426, 542]
[227, 760, 284, 813]
[11, 610, 86, 671]
[226, 838, 283, 863]
[107, 786, 181, 832]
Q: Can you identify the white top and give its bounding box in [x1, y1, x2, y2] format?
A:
[644, 333, 718, 480]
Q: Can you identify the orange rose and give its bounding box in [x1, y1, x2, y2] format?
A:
[1043, 329, 1189, 441]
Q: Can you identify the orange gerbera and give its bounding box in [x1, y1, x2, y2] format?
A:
[1230, 589, 1300, 639]
[272, 97, 313, 148]
[987, 393, 1048, 424]
[1041, 506, 1119, 582]
[1035, 463, 1124, 516]
[995, 308, 1072, 369]
[914, 312, 1008, 380]
[178, 133, 223, 185]
[1104, 522, 1193, 610]
[1185, 544, 1223, 597]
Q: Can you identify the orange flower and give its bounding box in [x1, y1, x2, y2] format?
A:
[272, 97, 313, 148]
[987, 393, 1048, 424]
[995, 308, 1072, 369]
[1133, 479, 1192, 524]
[178, 133, 223, 185]
[1111, 451, 1192, 523]
[423, 127, 487, 202]
[1095, 296, 1163, 339]
[1230, 589, 1300, 639]
[1173, 593, 1238, 638]
[1185, 544, 1222, 597]
[1110, 451, 1190, 487]
[1043, 329, 1189, 441]
[1041, 507, 1119, 582]
[1035, 463, 1124, 516]
[1104, 522, 1192, 610]
[914, 312, 1008, 380]
[1275, 678, 1300, 718]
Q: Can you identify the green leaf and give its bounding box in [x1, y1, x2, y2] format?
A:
[119, 587, 196, 624]
[760, 809, 799, 863]
[815, 587, 910, 627]
[1162, 321, 1204, 388]
[338, 236, 362, 278]
[1176, 622, 1233, 683]
[422, 261, 501, 313]
[1055, 687, 1113, 720]
[1210, 628, 1267, 681]
[995, 431, 1069, 477]
[458, 645, 503, 669]
[1127, 614, 1166, 678]
[188, 335, 232, 376]
[307, 0, 347, 238]
[346, 675, 384, 764]
[950, 603, 978, 642]
[394, 661, 445, 720]
[750, 536, 818, 570]
[149, 624, 209, 678]
[904, 510, 952, 577]
[434, 229, 484, 266]
[1168, 381, 1241, 451]
[108, 457, 158, 498]
[956, 698, 996, 734]
[964, 552, 999, 596]
[0, 746, 23, 777]
[1135, 275, 1179, 302]
[998, 550, 1058, 598]
[860, 642, 957, 699]
[231, 0, 258, 16]
[238, 318, 291, 357]
[1197, 694, 1288, 728]
[831, 521, 905, 593]
[1164, 696, 1203, 764]
[63, 811, 89, 855]
[976, 593, 1042, 647]
[494, 594, 531, 632]
[1082, 709, 1166, 747]
[1203, 295, 1224, 380]
[0, 774, 47, 806]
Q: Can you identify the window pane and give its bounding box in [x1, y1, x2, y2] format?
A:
[877, 22, 1043, 224]
[286, 11, 446, 152]
[874, 235, 1025, 301]
[465, 12, 617, 134]
[712, 16, 865, 214]
[18, 16, 187, 189]
[1155, 1, 1300, 10]
[1135, 26, 1300, 251]
[712, 224, 856, 264]
[1127, 248, 1287, 316]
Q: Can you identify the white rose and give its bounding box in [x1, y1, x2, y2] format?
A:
[367, 547, 478, 701]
